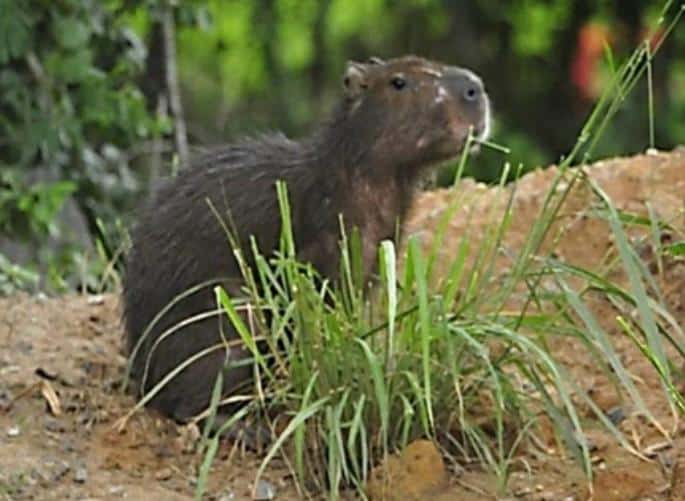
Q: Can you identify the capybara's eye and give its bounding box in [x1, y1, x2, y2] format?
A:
[390, 76, 407, 90]
[464, 85, 479, 102]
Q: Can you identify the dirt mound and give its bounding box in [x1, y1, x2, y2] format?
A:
[1, 148, 685, 500]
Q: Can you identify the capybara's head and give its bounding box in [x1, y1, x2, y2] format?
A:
[339, 55, 490, 171]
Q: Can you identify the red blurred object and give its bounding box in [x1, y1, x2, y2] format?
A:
[571, 21, 609, 101]
[641, 25, 666, 53]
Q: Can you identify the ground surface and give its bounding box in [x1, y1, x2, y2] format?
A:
[2, 148, 685, 500]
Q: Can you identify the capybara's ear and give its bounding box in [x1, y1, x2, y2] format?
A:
[343, 61, 368, 100]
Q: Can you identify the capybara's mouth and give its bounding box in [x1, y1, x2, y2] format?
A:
[475, 95, 491, 143]
[467, 100, 491, 154]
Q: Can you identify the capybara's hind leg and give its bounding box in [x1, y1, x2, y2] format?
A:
[143, 342, 256, 423]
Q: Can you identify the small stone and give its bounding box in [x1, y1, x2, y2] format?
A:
[586, 438, 598, 452]
[555, 182, 569, 192]
[74, 466, 88, 483]
[51, 460, 71, 481]
[87, 295, 105, 305]
[253, 479, 276, 500]
[62, 440, 77, 453]
[44, 417, 66, 433]
[108, 485, 125, 497]
[7, 425, 20, 437]
[177, 423, 201, 454]
[0, 388, 13, 411]
[218, 492, 236, 501]
[513, 487, 532, 497]
[606, 406, 626, 425]
[29, 467, 47, 484]
[16, 341, 33, 354]
[155, 467, 173, 481]
[658, 454, 675, 469]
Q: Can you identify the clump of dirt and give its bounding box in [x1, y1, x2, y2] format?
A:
[365, 440, 448, 500]
[1, 147, 684, 500]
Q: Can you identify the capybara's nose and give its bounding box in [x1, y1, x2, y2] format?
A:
[444, 67, 485, 105]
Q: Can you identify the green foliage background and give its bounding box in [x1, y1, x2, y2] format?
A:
[0, 0, 683, 292]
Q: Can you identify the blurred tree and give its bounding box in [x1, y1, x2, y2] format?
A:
[1, 0, 683, 291]
[0, 0, 169, 291]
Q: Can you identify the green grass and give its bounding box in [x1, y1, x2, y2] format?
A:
[177, 3, 685, 499]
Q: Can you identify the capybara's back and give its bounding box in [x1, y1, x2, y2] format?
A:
[123, 135, 306, 420]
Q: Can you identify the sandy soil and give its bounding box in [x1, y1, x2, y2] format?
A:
[2, 147, 685, 500]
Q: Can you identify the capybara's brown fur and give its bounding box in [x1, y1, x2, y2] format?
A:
[123, 55, 491, 422]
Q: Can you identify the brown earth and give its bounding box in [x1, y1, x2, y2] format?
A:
[1, 147, 685, 500]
